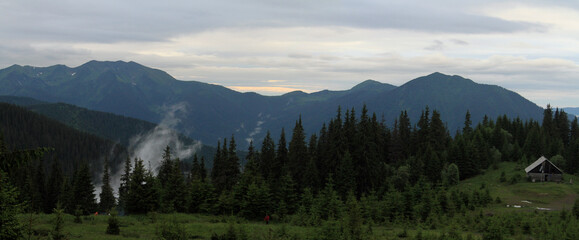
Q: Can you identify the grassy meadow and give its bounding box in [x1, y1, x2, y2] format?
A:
[16, 162, 579, 239]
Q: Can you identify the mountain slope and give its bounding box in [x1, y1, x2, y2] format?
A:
[0, 102, 127, 176]
[367, 72, 543, 131]
[0, 61, 545, 148]
[0, 96, 217, 166]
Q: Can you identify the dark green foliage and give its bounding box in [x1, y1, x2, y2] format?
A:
[0, 170, 24, 239]
[574, 198, 579, 219]
[106, 208, 120, 235]
[0, 102, 126, 177]
[99, 157, 116, 212]
[74, 205, 83, 223]
[288, 117, 308, 188]
[159, 147, 187, 213]
[51, 205, 67, 240]
[345, 192, 363, 240]
[117, 157, 131, 214]
[126, 158, 160, 214]
[443, 163, 460, 187]
[240, 181, 272, 220]
[70, 162, 97, 214]
[156, 215, 189, 240]
[211, 137, 241, 193]
[46, 157, 65, 213]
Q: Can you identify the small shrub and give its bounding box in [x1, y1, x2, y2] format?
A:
[509, 173, 521, 185]
[106, 209, 120, 235]
[74, 206, 83, 224]
[51, 206, 67, 240]
[156, 215, 189, 240]
[499, 171, 506, 183]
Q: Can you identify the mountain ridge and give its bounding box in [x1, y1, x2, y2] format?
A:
[0, 60, 545, 148]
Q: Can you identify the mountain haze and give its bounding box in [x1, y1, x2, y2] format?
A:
[0, 61, 544, 148]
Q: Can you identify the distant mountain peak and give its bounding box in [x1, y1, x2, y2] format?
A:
[351, 79, 397, 92]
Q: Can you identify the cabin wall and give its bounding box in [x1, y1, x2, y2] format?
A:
[527, 173, 562, 182]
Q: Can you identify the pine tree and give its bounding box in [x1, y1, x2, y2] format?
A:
[211, 140, 225, 192]
[169, 158, 187, 212]
[244, 141, 259, 175]
[225, 136, 240, 191]
[127, 158, 154, 214]
[72, 162, 97, 215]
[336, 151, 356, 199]
[46, 157, 64, 213]
[273, 129, 288, 181]
[118, 157, 131, 214]
[463, 110, 473, 135]
[190, 154, 202, 181]
[288, 117, 308, 187]
[345, 191, 363, 240]
[30, 158, 46, 213]
[259, 131, 276, 180]
[99, 157, 116, 212]
[0, 169, 24, 239]
[158, 145, 174, 190]
[303, 134, 321, 191]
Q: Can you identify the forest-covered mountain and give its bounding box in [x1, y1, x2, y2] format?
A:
[565, 107, 579, 118]
[0, 96, 217, 167]
[0, 61, 544, 148]
[0, 102, 126, 176]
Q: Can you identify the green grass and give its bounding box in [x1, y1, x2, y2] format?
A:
[456, 162, 579, 211]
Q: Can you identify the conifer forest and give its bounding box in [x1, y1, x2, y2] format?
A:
[3, 104, 579, 239]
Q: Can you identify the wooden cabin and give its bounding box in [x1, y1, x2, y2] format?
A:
[524, 156, 563, 182]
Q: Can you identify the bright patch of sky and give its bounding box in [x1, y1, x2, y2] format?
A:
[1, 0, 578, 107]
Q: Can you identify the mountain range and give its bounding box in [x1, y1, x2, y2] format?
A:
[0, 60, 545, 149]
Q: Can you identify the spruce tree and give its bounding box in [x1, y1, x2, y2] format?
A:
[288, 117, 308, 187]
[72, 162, 97, 215]
[272, 129, 288, 182]
[463, 110, 473, 135]
[259, 131, 276, 180]
[303, 134, 321, 191]
[226, 136, 240, 191]
[157, 145, 174, 190]
[99, 157, 116, 212]
[127, 158, 149, 214]
[30, 158, 46, 213]
[0, 169, 24, 239]
[118, 157, 131, 214]
[169, 158, 187, 212]
[46, 157, 64, 213]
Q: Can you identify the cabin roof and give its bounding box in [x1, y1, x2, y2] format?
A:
[524, 156, 563, 174]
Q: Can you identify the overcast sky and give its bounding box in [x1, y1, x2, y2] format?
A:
[2, 0, 579, 107]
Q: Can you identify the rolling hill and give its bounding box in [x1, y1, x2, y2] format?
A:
[0, 61, 545, 148]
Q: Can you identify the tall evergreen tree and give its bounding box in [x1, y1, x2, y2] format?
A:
[169, 158, 187, 212]
[118, 157, 131, 214]
[46, 157, 64, 213]
[30, 158, 46, 213]
[463, 110, 473, 135]
[157, 145, 174, 189]
[72, 162, 97, 214]
[259, 131, 276, 180]
[127, 158, 160, 214]
[303, 134, 321, 191]
[99, 157, 116, 212]
[273, 129, 288, 181]
[225, 136, 240, 191]
[288, 117, 308, 187]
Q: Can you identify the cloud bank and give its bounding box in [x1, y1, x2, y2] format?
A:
[1, 0, 579, 107]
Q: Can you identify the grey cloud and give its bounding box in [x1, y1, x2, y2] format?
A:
[451, 39, 469, 45]
[425, 40, 445, 51]
[1, 0, 546, 45]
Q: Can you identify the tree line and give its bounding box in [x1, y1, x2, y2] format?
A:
[3, 104, 579, 238]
